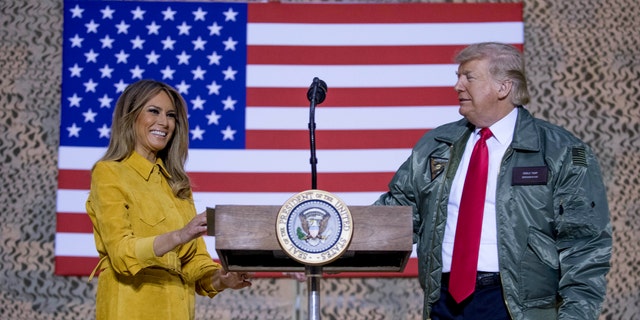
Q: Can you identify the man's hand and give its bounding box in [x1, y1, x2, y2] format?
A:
[214, 269, 254, 290]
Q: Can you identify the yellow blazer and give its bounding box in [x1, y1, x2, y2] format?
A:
[86, 151, 221, 320]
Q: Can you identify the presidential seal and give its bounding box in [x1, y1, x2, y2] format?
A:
[276, 190, 353, 266]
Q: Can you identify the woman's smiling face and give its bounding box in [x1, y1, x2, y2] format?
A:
[134, 90, 176, 162]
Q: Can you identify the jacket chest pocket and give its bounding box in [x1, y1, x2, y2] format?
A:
[131, 192, 169, 227]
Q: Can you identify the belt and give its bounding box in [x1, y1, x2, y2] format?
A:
[441, 272, 501, 289]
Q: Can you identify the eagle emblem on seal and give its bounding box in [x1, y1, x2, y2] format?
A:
[277, 190, 353, 265]
[296, 208, 331, 246]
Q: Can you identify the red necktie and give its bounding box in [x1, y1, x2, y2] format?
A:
[449, 128, 493, 303]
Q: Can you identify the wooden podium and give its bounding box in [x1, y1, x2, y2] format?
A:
[207, 205, 413, 273]
[208, 204, 412, 320]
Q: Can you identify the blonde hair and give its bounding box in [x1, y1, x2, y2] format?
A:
[98, 79, 192, 199]
[455, 42, 530, 106]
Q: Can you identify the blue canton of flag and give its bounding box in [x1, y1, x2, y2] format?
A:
[61, 1, 247, 149]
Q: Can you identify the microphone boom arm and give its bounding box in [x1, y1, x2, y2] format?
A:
[307, 77, 327, 190]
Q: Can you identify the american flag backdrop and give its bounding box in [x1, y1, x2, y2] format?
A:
[55, 0, 523, 276]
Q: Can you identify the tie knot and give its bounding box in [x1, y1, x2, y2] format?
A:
[479, 128, 493, 141]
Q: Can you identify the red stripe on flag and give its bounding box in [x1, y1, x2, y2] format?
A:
[58, 169, 91, 189]
[248, 3, 523, 23]
[56, 213, 93, 233]
[189, 172, 394, 192]
[246, 129, 427, 150]
[247, 87, 458, 107]
[248, 45, 469, 65]
[55, 256, 99, 276]
[57, 171, 396, 193]
[55, 256, 418, 277]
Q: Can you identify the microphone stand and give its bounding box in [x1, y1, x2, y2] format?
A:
[306, 77, 326, 320]
[308, 82, 319, 190]
[307, 76, 327, 190]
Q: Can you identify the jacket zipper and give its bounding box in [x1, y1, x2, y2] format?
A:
[426, 144, 455, 314]
[499, 146, 515, 319]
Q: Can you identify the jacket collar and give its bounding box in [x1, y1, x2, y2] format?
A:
[433, 106, 540, 152]
[124, 151, 172, 181]
[508, 106, 540, 152]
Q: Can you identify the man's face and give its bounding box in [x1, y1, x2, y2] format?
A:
[454, 58, 504, 128]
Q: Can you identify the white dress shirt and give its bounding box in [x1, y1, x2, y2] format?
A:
[441, 107, 518, 273]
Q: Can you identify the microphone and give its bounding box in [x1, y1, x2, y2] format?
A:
[307, 77, 328, 104]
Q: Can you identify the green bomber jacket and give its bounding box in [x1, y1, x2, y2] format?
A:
[375, 106, 612, 320]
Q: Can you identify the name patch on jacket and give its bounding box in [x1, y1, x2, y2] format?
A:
[512, 166, 548, 185]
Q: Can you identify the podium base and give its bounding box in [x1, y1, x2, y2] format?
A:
[306, 266, 322, 320]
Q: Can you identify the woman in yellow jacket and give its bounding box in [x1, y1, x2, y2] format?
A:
[86, 79, 252, 319]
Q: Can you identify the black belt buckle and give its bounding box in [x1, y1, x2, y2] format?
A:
[476, 272, 500, 288]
